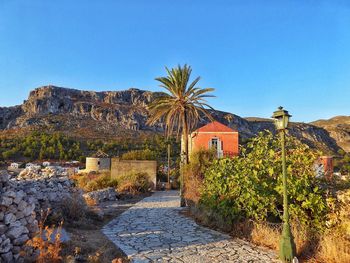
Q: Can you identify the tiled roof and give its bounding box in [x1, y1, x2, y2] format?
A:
[195, 121, 236, 133]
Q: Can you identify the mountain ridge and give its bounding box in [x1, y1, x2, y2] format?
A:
[0, 85, 345, 154]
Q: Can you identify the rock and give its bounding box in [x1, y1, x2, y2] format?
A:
[0, 171, 10, 182]
[6, 225, 26, 239]
[0, 223, 6, 235]
[4, 191, 17, 199]
[1, 196, 13, 207]
[1, 251, 14, 262]
[17, 200, 27, 211]
[15, 211, 25, 220]
[13, 234, 29, 246]
[4, 213, 16, 225]
[0, 85, 344, 153]
[0, 237, 12, 253]
[83, 187, 117, 204]
[12, 245, 21, 254]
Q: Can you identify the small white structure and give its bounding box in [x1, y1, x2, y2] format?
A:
[43, 161, 51, 167]
[82, 151, 111, 173]
[26, 163, 34, 168]
[10, 163, 19, 170]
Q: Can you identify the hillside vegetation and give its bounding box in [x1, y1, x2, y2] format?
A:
[0, 85, 344, 154]
[0, 131, 180, 165]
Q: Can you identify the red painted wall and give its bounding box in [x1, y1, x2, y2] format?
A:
[319, 156, 334, 179]
[191, 132, 239, 156]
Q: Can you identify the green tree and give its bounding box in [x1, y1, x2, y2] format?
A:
[147, 64, 215, 165]
[200, 131, 329, 230]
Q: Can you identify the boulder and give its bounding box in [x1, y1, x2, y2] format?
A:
[4, 213, 16, 225]
[6, 225, 26, 240]
[83, 187, 118, 204]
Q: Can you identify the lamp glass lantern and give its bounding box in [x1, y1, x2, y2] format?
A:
[272, 106, 291, 130]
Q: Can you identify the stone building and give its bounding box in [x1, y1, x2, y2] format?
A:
[84, 150, 111, 172]
[82, 151, 157, 189]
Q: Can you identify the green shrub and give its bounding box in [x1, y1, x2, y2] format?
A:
[117, 172, 152, 194]
[200, 131, 330, 230]
[73, 172, 118, 192]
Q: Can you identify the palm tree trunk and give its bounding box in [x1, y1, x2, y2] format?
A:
[180, 111, 189, 207]
[183, 111, 189, 165]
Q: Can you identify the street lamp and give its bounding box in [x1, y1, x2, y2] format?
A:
[272, 106, 296, 262]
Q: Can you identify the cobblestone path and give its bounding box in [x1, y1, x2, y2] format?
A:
[102, 191, 278, 263]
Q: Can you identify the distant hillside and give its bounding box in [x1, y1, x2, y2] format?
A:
[0, 85, 342, 154]
[311, 116, 350, 152]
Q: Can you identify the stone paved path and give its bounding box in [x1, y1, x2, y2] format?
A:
[102, 191, 279, 263]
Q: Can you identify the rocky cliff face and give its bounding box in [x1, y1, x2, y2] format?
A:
[311, 116, 350, 152]
[0, 85, 344, 153]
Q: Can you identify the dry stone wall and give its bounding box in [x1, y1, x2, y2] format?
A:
[0, 171, 38, 262]
[0, 167, 79, 262]
[82, 187, 117, 204]
[15, 167, 79, 214]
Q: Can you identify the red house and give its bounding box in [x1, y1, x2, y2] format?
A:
[187, 121, 239, 158]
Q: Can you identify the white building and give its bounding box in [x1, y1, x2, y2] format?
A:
[43, 161, 51, 167]
[26, 163, 34, 168]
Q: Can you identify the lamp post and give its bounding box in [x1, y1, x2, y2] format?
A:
[272, 106, 296, 262]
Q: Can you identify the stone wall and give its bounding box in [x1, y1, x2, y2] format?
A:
[0, 171, 38, 262]
[0, 167, 78, 262]
[110, 158, 157, 188]
[15, 167, 78, 214]
[82, 187, 117, 205]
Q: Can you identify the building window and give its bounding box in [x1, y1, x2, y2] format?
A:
[211, 138, 219, 150]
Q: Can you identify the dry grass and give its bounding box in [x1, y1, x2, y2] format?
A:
[60, 193, 88, 222]
[72, 171, 118, 192]
[60, 194, 148, 263]
[251, 223, 280, 250]
[184, 206, 350, 263]
[25, 210, 63, 263]
[117, 172, 152, 195]
[316, 232, 350, 263]
[61, 228, 127, 263]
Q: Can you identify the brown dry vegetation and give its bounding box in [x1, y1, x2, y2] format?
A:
[59, 194, 148, 263]
[28, 188, 150, 262]
[184, 206, 350, 262]
[25, 210, 63, 263]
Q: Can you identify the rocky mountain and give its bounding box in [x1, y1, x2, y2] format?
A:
[311, 116, 350, 153]
[0, 85, 344, 153]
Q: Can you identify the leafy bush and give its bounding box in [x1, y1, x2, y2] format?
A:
[117, 172, 152, 194]
[200, 131, 329, 230]
[121, 149, 157, 160]
[73, 172, 118, 192]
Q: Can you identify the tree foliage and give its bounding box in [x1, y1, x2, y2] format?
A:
[0, 132, 180, 165]
[147, 64, 214, 164]
[200, 131, 330, 230]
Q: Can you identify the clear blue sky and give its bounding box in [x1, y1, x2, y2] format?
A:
[0, 0, 349, 122]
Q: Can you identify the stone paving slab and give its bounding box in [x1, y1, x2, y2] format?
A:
[102, 191, 279, 262]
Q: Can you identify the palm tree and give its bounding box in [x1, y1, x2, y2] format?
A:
[147, 64, 214, 205]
